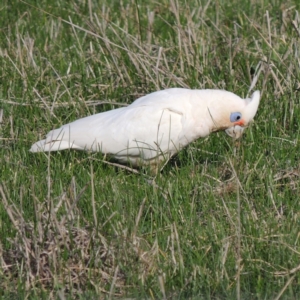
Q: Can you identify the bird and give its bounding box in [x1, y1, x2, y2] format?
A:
[30, 88, 260, 170]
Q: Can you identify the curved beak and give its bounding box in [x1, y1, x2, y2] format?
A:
[225, 125, 245, 139]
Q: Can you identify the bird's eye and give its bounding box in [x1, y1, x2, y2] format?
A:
[230, 112, 242, 122]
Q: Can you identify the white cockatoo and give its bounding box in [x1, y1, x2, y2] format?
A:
[30, 88, 260, 168]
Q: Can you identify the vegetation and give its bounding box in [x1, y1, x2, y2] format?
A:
[1, 0, 300, 298]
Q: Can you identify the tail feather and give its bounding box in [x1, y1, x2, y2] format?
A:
[30, 139, 82, 152]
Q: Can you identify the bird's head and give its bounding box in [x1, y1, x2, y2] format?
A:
[210, 90, 260, 139]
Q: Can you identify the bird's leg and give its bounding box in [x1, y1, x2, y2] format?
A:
[149, 161, 160, 176]
[148, 156, 172, 176]
[159, 156, 172, 173]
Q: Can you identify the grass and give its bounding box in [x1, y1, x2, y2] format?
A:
[1, 0, 300, 298]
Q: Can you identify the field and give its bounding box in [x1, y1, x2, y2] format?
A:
[1, 0, 300, 298]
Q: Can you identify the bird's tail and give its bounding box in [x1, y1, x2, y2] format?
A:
[30, 139, 75, 152]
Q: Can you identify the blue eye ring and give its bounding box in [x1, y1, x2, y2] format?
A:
[230, 112, 242, 123]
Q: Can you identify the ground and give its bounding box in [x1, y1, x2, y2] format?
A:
[0, 0, 300, 299]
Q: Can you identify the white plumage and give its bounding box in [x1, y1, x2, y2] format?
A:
[30, 88, 260, 167]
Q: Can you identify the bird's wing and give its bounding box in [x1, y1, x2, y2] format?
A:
[115, 105, 185, 160]
[92, 104, 185, 160]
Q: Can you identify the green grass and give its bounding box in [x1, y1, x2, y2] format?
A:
[1, 0, 300, 298]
